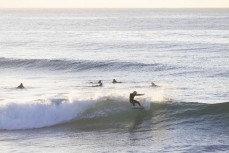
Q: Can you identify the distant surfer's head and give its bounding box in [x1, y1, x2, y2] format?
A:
[133, 91, 137, 94]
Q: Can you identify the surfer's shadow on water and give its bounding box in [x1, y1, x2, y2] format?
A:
[128, 110, 152, 132]
[128, 105, 152, 131]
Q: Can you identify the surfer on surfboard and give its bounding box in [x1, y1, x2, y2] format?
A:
[129, 91, 144, 107]
[17, 83, 25, 89]
[112, 79, 122, 83]
[92, 82, 103, 87]
[151, 82, 159, 87]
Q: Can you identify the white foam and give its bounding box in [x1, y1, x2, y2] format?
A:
[0, 97, 97, 130]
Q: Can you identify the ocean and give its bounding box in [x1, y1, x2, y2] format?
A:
[0, 9, 228, 152]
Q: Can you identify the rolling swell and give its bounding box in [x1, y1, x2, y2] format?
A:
[0, 57, 174, 72]
[66, 101, 229, 130]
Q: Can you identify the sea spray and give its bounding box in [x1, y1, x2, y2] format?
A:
[0, 97, 97, 130]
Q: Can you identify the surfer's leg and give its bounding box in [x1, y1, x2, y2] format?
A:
[133, 100, 141, 106]
[130, 101, 135, 106]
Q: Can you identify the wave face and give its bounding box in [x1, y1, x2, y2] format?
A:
[0, 96, 228, 130]
[0, 58, 174, 72]
[0, 98, 96, 130]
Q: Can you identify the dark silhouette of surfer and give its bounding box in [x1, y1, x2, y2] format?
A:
[129, 91, 144, 106]
[112, 79, 122, 83]
[97, 82, 103, 87]
[17, 83, 25, 89]
[151, 82, 159, 87]
[92, 82, 103, 87]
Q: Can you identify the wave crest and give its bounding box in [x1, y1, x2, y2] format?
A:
[0, 57, 174, 72]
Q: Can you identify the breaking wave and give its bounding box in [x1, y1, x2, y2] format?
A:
[0, 95, 228, 130]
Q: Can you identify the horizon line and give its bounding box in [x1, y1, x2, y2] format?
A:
[0, 7, 229, 9]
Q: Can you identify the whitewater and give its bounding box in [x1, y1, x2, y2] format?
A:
[0, 9, 229, 152]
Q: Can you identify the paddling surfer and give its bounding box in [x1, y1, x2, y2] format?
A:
[112, 79, 122, 83]
[151, 82, 159, 87]
[17, 83, 25, 89]
[129, 91, 144, 106]
[97, 82, 103, 87]
[92, 82, 103, 87]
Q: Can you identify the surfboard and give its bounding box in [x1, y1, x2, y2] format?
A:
[132, 106, 144, 109]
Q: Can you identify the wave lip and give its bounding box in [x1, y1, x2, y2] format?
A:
[0, 57, 175, 72]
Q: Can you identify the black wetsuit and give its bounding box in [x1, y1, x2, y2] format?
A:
[112, 79, 121, 83]
[17, 84, 24, 89]
[129, 93, 142, 106]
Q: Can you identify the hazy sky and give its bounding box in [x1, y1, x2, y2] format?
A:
[0, 0, 229, 8]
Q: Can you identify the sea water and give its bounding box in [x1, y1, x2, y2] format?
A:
[0, 9, 229, 152]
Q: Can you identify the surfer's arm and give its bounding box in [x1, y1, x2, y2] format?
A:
[136, 94, 144, 96]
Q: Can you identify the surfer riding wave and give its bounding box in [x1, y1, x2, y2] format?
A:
[129, 91, 144, 107]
